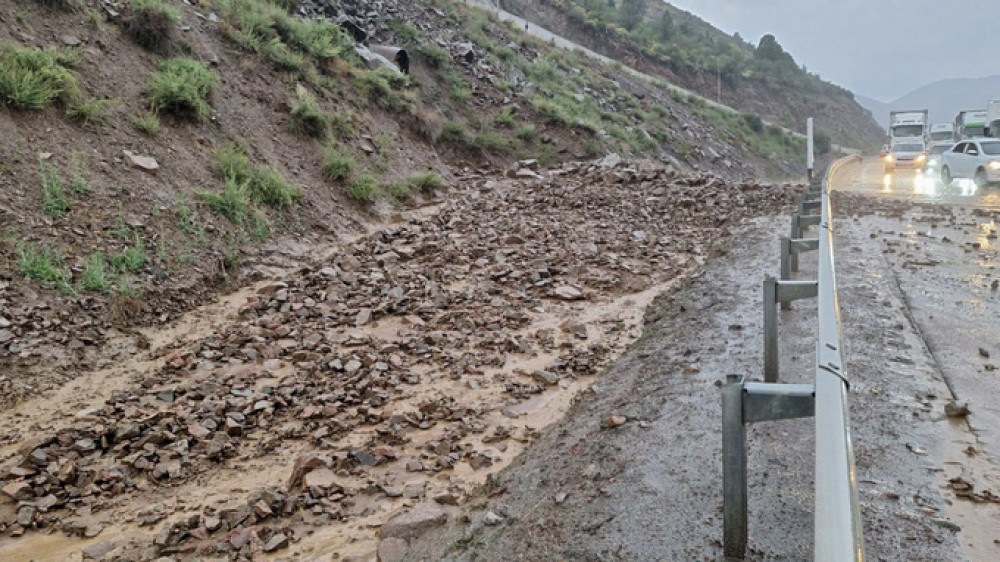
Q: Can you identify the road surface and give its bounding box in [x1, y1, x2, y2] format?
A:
[833, 157, 1000, 561]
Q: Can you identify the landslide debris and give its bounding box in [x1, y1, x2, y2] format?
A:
[0, 157, 801, 559]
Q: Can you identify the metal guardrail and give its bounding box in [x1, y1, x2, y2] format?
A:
[722, 156, 865, 560]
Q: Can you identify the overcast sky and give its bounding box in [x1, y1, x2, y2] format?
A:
[663, 0, 998, 102]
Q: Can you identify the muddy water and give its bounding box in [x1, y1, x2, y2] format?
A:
[0, 243, 697, 561]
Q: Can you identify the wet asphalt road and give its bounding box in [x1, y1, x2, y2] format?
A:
[834, 157, 1000, 560]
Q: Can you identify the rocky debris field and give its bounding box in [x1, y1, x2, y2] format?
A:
[0, 157, 800, 560]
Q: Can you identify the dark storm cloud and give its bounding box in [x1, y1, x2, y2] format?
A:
[664, 0, 998, 101]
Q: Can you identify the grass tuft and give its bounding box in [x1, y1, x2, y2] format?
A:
[146, 57, 218, 121]
[39, 158, 70, 217]
[407, 171, 444, 193]
[18, 243, 72, 291]
[133, 112, 161, 135]
[321, 148, 354, 182]
[66, 97, 116, 126]
[0, 44, 79, 110]
[79, 252, 114, 293]
[290, 92, 330, 138]
[215, 142, 300, 210]
[110, 235, 148, 273]
[345, 173, 380, 203]
[124, 0, 181, 53]
[441, 120, 466, 144]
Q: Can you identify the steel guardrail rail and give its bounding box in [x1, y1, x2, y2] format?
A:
[813, 157, 865, 561]
[722, 155, 865, 560]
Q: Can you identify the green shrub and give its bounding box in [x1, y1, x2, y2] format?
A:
[290, 93, 330, 138]
[146, 57, 218, 120]
[516, 123, 536, 141]
[387, 19, 422, 43]
[815, 129, 832, 155]
[66, 97, 116, 126]
[407, 171, 444, 193]
[18, 243, 71, 290]
[473, 129, 512, 153]
[124, 0, 182, 53]
[441, 120, 466, 143]
[133, 112, 161, 135]
[321, 148, 354, 182]
[39, 158, 70, 217]
[345, 173, 380, 203]
[263, 37, 306, 71]
[70, 152, 89, 195]
[197, 177, 250, 225]
[0, 44, 79, 110]
[418, 44, 450, 69]
[329, 111, 354, 139]
[742, 112, 764, 133]
[385, 182, 410, 203]
[355, 67, 409, 110]
[111, 235, 148, 273]
[215, 143, 300, 210]
[80, 252, 114, 293]
[494, 107, 515, 127]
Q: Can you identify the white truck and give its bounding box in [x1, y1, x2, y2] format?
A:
[888, 109, 929, 145]
[954, 109, 989, 140]
[928, 123, 955, 147]
[988, 100, 1000, 138]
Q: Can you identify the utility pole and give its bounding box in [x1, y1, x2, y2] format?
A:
[716, 57, 722, 103]
[807, 118, 815, 182]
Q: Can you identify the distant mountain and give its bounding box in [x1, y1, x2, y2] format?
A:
[857, 76, 1000, 130]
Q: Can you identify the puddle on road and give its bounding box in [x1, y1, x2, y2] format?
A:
[939, 419, 1000, 562]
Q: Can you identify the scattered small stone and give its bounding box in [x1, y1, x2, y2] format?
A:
[945, 401, 971, 418]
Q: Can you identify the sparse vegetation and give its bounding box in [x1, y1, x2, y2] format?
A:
[441, 120, 466, 144]
[70, 152, 89, 195]
[197, 176, 251, 225]
[0, 44, 79, 110]
[290, 92, 330, 138]
[516, 123, 536, 142]
[111, 235, 149, 273]
[346, 173, 380, 203]
[146, 57, 218, 120]
[39, 158, 70, 217]
[215, 142, 301, 210]
[66, 97, 116, 126]
[385, 182, 410, 203]
[321, 148, 354, 182]
[408, 171, 444, 193]
[18, 243, 72, 291]
[123, 0, 182, 53]
[418, 44, 450, 69]
[355, 67, 410, 111]
[79, 252, 114, 293]
[494, 107, 516, 127]
[133, 112, 161, 135]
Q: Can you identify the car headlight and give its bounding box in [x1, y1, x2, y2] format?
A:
[916, 154, 927, 163]
[990, 161, 1000, 170]
[884, 155, 894, 163]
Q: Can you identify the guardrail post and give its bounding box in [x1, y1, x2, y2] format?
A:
[764, 277, 779, 382]
[722, 374, 748, 559]
[780, 237, 792, 281]
[789, 215, 801, 272]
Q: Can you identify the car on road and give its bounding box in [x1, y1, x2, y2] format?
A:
[884, 142, 927, 170]
[922, 143, 953, 174]
[940, 139, 1000, 187]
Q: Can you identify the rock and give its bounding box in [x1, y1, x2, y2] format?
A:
[979, 348, 990, 358]
[287, 454, 327, 490]
[561, 318, 587, 339]
[355, 308, 373, 326]
[82, 540, 116, 560]
[263, 533, 288, 552]
[532, 371, 559, 386]
[0, 317, 10, 328]
[553, 286, 584, 301]
[61, 35, 82, 47]
[945, 401, 970, 418]
[122, 150, 159, 173]
[598, 153, 622, 168]
[303, 468, 338, 491]
[380, 501, 448, 540]
[2, 481, 33, 501]
[607, 415, 627, 427]
[377, 537, 409, 562]
[483, 511, 503, 526]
